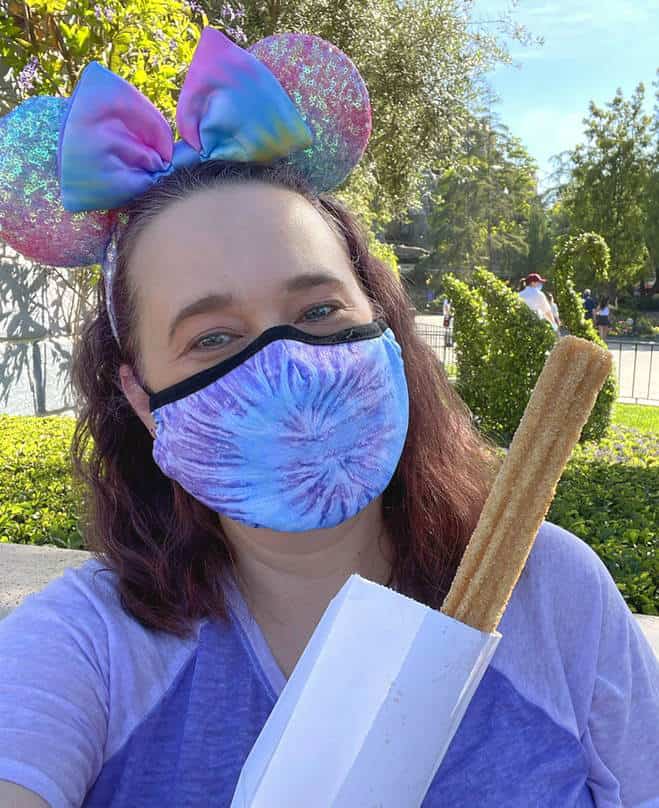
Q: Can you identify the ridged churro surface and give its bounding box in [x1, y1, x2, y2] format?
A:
[442, 336, 612, 633]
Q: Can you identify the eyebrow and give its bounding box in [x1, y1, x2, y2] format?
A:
[168, 272, 345, 344]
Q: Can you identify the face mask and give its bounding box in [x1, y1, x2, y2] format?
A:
[149, 320, 410, 532]
[537, 283, 543, 291]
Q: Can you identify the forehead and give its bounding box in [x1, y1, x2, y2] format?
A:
[127, 182, 353, 308]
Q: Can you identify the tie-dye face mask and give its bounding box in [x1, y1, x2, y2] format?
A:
[149, 320, 409, 532]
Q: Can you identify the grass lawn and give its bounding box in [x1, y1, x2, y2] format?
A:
[612, 403, 659, 433]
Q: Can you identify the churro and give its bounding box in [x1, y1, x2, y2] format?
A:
[442, 336, 612, 633]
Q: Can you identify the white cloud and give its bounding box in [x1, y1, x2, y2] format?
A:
[517, 0, 659, 29]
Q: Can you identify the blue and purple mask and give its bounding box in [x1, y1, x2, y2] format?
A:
[149, 320, 409, 532]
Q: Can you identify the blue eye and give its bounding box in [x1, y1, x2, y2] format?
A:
[303, 304, 339, 321]
[194, 332, 233, 350]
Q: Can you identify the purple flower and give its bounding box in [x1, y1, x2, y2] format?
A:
[226, 26, 247, 43]
[153, 28, 165, 41]
[221, 3, 235, 20]
[93, 4, 115, 21]
[185, 0, 204, 12]
[17, 56, 39, 94]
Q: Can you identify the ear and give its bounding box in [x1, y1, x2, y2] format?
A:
[119, 364, 157, 438]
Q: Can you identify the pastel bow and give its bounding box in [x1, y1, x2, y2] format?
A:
[58, 27, 313, 213]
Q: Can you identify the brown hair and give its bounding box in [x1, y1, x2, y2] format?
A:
[71, 161, 498, 637]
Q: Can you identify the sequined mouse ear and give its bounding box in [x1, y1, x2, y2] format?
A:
[249, 34, 372, 193]
[0, 96, 115, 267]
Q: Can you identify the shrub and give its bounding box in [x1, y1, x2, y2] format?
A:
[551, 234, 617, 440]
[444, 268, 557, 445]
[548, 425, 658, 615]
[0, 415, 84, 548]
[370, 238, 400, 277]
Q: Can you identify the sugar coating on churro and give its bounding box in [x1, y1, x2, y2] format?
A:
[442, 336, 612, 633]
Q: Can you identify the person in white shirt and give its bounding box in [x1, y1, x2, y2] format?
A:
[518, 273, 558, 332]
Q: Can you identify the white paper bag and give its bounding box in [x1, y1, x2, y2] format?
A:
[231, 575, 500, 808]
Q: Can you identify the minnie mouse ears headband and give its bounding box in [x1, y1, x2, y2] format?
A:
[0, 28, 371, 337]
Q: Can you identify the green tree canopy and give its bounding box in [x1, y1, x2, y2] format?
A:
[642, 71, 659, 295]
[559, 84, 653, 298]
[425, 115, 543, 281]
[197, 0, 522, 221]
[0, 0, 207, 119]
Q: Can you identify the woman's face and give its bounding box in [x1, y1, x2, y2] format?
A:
[127, 182, 375, 392]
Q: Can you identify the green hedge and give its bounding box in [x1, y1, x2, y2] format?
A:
[547, 425, 658, 615]
[0, 415, 84, 549]
[0, 415, 656, 614]
[444, 268, 559, 445]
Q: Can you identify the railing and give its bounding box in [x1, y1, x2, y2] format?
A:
[415, 323, 658, 404]
[608, 339, 658, 404]
[414, 323, 456, 378]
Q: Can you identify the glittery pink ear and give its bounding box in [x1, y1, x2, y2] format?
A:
[0, 96, 115, 267]
[249, 34, 372, 192]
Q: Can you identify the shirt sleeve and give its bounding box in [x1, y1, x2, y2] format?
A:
[0, 570, 109, 808]
[582, 560, 659, 807]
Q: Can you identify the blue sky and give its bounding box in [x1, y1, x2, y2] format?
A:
[473, 1, 659, 190]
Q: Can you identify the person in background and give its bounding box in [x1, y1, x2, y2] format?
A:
[442, 297, 453, 347]
[518, 273, 558, 332]
[546, 292, 561, 332]
[583, 289, 597, 323]
[594, 296, 611, 341]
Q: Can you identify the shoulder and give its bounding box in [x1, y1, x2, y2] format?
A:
[0, 557, 206, 762]
[2, 556, 142, 638]
[521, 520, 607, 595]
[493, 522, 622, 734]
[501, 521, 614, 647]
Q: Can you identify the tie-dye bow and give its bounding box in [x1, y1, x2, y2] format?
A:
[59, 27, 312, 213]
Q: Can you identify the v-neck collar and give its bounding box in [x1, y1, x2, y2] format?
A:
[222, 574, 288, 701]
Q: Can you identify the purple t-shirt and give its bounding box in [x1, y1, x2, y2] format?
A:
[1, 522, 658, 807]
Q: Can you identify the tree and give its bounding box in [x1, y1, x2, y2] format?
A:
[525, 200, 553, 278]
[202, 0, 525, 222]
[559, 85, 652, 299]
[642, 70, 659, 295]
[425, 115, 541, 282]
[0, 1, 208, 119]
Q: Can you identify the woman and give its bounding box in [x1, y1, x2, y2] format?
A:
[595, 296, 612, 341]
[1, 30, 658, 808]
[546, 291, 561, 333]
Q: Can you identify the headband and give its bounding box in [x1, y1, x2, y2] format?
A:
[0, 28, 371, 343]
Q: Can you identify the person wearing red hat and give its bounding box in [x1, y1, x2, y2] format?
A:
[518, 273, 559, 332]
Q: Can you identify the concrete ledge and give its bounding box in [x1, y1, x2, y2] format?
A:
[0, 542, 91, 619]
[1, 543, 658, 659]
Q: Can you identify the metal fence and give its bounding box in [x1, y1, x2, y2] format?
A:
[415, 323, 658, 404]
[608, 340, 658, 405]
[414, 323, 456, 378]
